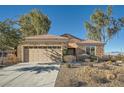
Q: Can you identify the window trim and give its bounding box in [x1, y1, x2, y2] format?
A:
[85, 46, 96, 55]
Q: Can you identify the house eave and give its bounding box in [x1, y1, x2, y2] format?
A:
[77, 42, 104, 46]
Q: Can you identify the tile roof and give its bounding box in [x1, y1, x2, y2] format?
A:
[24, 34, 104, 45]
[68, 43, 78, 48]
[79, 40, 104, 45]
[61, 34, 82, 40]
[25, 34, 68, 40]
[61, 34, 82, 43]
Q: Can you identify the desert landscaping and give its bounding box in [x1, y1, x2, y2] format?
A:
[55, 59, 124, 87]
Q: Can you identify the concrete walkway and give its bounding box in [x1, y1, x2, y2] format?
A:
[0, 63, 60, 87]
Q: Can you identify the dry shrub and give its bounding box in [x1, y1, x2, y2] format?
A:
[88, 63, 94, 67]
[116, 54, 123, 61]
[7, 54, 17, 64]
[110, 56, 117, 62]
[69, 79, 77, 87]
[113, 62, 120, 66]
[77, 54, 90, 61]
[107, 61, 112, 64]
[67, 64, 71, 68]
[91, 75, 110, 84]
[98, 63, 111, 70]
[69, 79, 87, 87]
[63, 55, 76, 63]
[102, 55, 111, 61]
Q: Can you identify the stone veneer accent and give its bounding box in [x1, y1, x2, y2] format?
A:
[96, 45, 104, 57]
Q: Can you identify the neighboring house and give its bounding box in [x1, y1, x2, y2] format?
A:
[17, 34, 104, 63]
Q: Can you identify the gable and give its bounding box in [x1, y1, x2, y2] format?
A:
[61, 34, 82, 43]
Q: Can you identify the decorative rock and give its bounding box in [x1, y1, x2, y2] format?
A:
[63, 55, 76, 63]
[85, 59, 91, 62]
[117, 74, 124, 82]
[106, 73, 116, 80]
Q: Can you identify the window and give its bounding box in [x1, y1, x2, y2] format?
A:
[86, 47, 90, 55]
[48, 46, 52, 48]
[91, 46, 95, 55]
[67, 48, 76, 55]
[85, 46, 96, 55]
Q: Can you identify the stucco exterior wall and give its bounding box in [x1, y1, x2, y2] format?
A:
[17, 45, 23, 62]
[75, 45, 104, 58]
[96, 45, 104, 57]
[17, 42, 67, 62]
[76, 48, 85, 55]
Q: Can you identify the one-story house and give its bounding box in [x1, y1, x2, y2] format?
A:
[17, 34, 104, 63]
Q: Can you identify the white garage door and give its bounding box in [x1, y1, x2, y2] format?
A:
[23, 46, 62, 63]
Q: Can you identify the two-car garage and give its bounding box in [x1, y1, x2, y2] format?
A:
[17, 34, 68, 64]
[23, 46, 62, 63]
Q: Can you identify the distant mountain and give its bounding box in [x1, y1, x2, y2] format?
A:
[105, 51, 124, 56]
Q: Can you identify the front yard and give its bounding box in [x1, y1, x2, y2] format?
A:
[55, 62, 124, 87]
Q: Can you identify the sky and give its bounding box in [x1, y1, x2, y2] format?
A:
[0, 5, 124, 53]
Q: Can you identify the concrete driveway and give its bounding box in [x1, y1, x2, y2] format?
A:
[0, 63, 60, 87]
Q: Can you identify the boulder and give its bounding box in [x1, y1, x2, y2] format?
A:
[84, 58, 91, 62]
[106, 73, 116, 80]
[63, 55, 76, 63]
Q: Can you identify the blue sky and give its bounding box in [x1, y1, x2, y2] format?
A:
[0, 5, 123, 53]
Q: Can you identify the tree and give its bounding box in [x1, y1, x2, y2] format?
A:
[84, 6, 124, 44]
[19, 9, 51, 37]
[0, 19, 22, 64]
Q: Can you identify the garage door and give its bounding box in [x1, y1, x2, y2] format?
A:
[23, 46, 62, 63]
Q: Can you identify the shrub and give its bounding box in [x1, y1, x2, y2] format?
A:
[69, 79, 87, 87]
[67, 64, 71, 68]
[69, 79, 77, 86]
[101, 55, 111, 61]
[63, 48, 68, 56]
[92, 75, 110, 84]
[76, 81, 87, 87]
[98, 63, 111, 70]
[107, 61, 112, 64]
[100, 63, 111, 70]
[7, 54, 17, 64]
[90, 55, 98, 62]
[111, 56, 116, 62]
[77, 54, 90, 61]
[116, 54, 122, 61]
[63, 55, 76, 63]
[88, 63, 94, 67]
